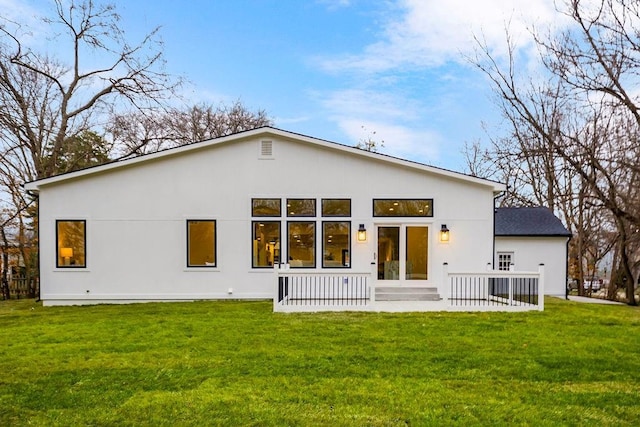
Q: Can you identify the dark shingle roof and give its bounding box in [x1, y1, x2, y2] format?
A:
[495, 207, 572, 237]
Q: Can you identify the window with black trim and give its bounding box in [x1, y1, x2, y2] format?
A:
[252, 198, 281, 217]
[498, 252, 513, 271]
[287, 198, 315, 217]
[252, 221, 281, 268]
[187, 220, 216, 267]
[56, 220, 86, 268]
[288, 221, 315, 267]
[373, 199, 433, 217]
[322, 199, 351, 217]
[323, 222, 350, 268]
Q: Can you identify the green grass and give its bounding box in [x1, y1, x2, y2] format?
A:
[0, 298, 638, 426]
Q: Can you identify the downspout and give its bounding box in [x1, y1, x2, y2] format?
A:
[25, 188, 40, 302]
[565, 237, 569, 300]
[492, 191, 505, 270]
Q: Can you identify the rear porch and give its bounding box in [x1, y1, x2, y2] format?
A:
[273, 263, 544, 312]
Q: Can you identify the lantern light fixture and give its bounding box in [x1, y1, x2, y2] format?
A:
[357, 224, 367, 242]
[440, 224, 450, 243]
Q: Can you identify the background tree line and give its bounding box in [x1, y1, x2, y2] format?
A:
[466, 0, 640, 305]
[0, 0, 270, 299]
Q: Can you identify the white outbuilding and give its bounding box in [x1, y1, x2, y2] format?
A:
[494, 207, 571, 297]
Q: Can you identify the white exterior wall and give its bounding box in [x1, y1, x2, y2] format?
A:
[35, 133, 499, 305]
[495, 236, 569, 296]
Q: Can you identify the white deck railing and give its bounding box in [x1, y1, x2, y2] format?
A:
[444, 263, 544, 311]
[274, 266, 372, 312]
[271, 264, 545, 312]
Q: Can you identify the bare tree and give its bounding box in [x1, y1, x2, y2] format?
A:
[0, 0, 180, 297]
[356, 126, 385, 152]
[0, 0, 178, 181]
[469, 0, 640, 304]
[108, 101, 272, 157]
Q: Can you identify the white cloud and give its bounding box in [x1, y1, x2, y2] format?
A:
[0, 0, 43, 44]
[320, 88, 423, 122]
[340, 118, 441, 163]
[317, 0, 561, 73]
[315, 88, 442, 163]
[310, 0, 572, 168]
[316, 0, 352, 10]
[0, 0, 39, 22]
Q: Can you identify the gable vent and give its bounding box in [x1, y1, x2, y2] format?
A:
[260, 140, 273, 158]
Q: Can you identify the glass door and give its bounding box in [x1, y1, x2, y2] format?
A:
[377, 225, 429, 283]
[377, 226, 400, 280]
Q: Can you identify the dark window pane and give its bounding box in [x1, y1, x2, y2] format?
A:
[322, 199, 351, 217]
[287, 199, 316, 217]
[252, 221, 280, 267]
[323, 222, 350, 268]
[373, 199, 433, 217]
[377, 226, 399, 280]
[288, 221, 315, 267]
[252, 199, 281, 217]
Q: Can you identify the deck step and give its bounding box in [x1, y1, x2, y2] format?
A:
[375, 286, 441, 301]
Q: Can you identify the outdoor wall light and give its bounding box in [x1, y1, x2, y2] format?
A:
[357, 224, 367, 242]
[440, 224, 450, 243]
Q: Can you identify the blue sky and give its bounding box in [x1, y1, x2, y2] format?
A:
[3, 0, 563, 172]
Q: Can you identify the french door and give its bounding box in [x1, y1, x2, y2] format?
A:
[376, 225, 429, 284]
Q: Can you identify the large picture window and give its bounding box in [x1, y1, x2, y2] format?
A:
[373, 199, 433, 217]
[322, 222, 350, 268]
[288, 221, 315, 268]
[253, 221, 281, 268]
[187, 220, 216, 267]
[56, 220, 86, 268]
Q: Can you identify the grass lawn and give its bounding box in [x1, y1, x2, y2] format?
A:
[0, 298, 638, 426]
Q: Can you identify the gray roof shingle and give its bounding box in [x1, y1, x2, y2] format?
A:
[495, 207, 572, 237]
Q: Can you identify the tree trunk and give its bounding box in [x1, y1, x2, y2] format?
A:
[1, 227, 11, 300]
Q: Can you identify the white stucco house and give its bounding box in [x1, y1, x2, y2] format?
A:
[25, 127, 568, 310]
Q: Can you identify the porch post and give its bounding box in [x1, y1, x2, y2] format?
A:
[273, 263, 280, 312]
[370, 261, 376, 303]
[443, 262, 449, 302]
[508, 263, 514, 306]
[538, 264, 545, 311]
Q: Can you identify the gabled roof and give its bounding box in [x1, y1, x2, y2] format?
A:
[495, 207, 572, 237]
[25, 126, 505, 192]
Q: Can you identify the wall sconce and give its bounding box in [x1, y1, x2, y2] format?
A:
[440, 224, 450, 243]
[357, 224, 367, 242]
[60, 247, 73, 265]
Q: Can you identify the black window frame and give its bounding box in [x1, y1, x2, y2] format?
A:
[251, 198, 282, 217]
[186, 219, 217, 268]
[373, 199, 434, 217]
[286, 198, 316, 217]
[321, 198, 351, 217]
[322, 221, 351, 269]
[287, 220, 316, 268]
[56, 219, 87, 269]
[252, 220, 281, 268]
[498, 252, 513, 271]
